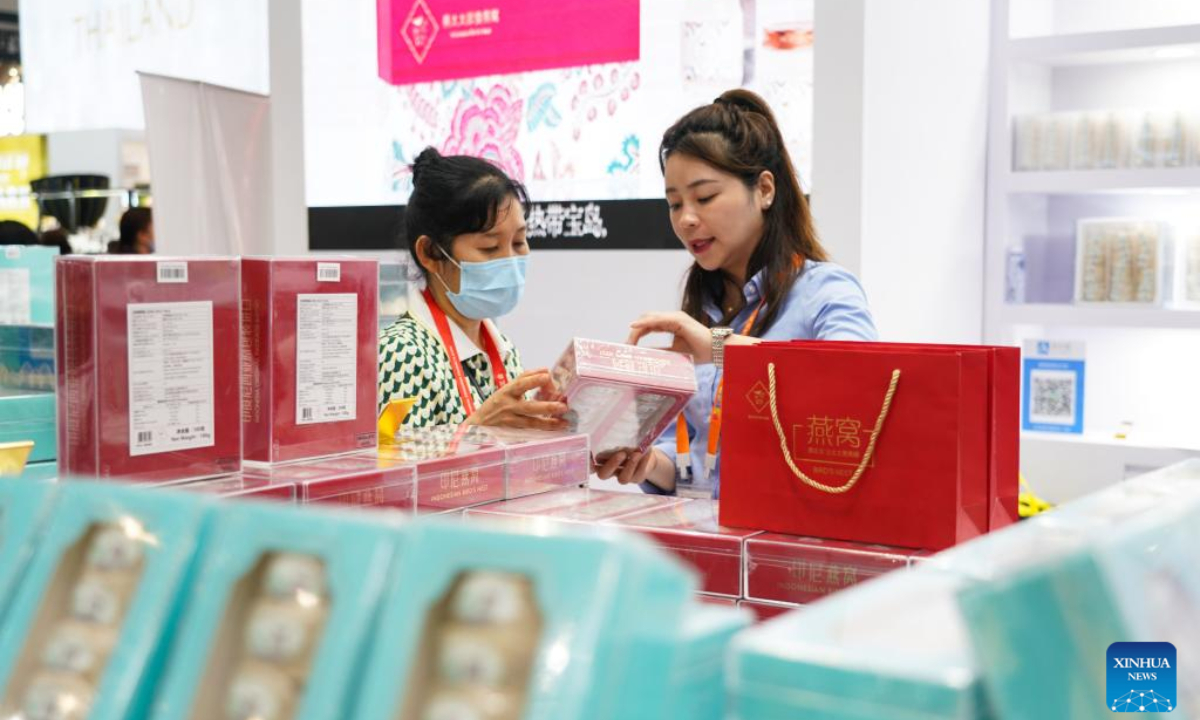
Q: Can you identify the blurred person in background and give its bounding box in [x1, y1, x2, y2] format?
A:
[108, 207, 154, 254]
[39, 228, 72, 255]
[0, 220, 38, 246]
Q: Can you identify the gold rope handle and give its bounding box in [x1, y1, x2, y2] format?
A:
[767, 363, 901, 494]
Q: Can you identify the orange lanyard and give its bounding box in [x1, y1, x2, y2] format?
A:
[422, 288, 509, 417]
[677, 300, 765, 480]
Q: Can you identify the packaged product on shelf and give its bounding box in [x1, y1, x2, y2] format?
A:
[350, 520, 696, 720]
[241, 257, 379, 463]
[1092, 110, 1135, 170]
[728, 570, 989, 720]
[661, 603, 752, 720]
[55, 257, 242, 483]
[0, 482, 211, 720]
[609, 498, 761, 598]
[1185, 228, 1200, 304]
[242, 454, 416, 510]
[1134, 110, 1187, 168]
[737, 599, 799, 623]
[178, 474, 299, 502]
[542, 338, 696, 464]
[1075, 218, 1167, 305]
[942, 476, 1195, 720]
[744, 532, 922, 605]
[0, 480, 58, 623]
[474, 426, 590, 499]
[0, 390, 55, 464]
[465, 487, 686, 526]
[1012, 114, 1041, 172]
[0, 325, 55, 392]
[1038, 112, 1073, 171]
[0, 245, 57, 326]
[150, 501, 399, 720]
[377, 425, 507, 512]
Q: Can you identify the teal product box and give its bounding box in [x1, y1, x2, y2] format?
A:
[0, 244, 57, 326]
[0, 324, 55, 392]
[952, 473, 1200, 720]
[151, 502, 399, 720]
[0, 480, 58, 622]
[0, 482, 211, 720]
[0, 389, 56, 463]
[663, 602, 752, 720]
[729, 570, 994, 720]
[352, 521, 696, 720]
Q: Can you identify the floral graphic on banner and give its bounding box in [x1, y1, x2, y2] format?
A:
[442, 84, 525, 181]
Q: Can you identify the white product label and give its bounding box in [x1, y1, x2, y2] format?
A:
[0, 268, 31, 324]
[127, 301, 215, 456]
[295, 293, 357, 425]
[317, 262, 341, 282]
[156, 262, 188, 283]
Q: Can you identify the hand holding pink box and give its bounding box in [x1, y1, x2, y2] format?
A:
[542, 339, 696, 463]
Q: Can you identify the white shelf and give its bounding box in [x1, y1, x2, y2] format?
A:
[1022, 430, 1200, 453]
[1009, 24, 1200, 66]
[1001, 303, 1200, 330]
[1006, 167, 1200, 194]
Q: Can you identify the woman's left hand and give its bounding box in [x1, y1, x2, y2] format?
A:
[627, 311, 712, 364]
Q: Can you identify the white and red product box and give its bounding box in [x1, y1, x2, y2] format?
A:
[476, 427, 591, 499]
[377, 425, 508, 512]
[465, 487, 686, 526]
[544, 339, 696, 462]
[56, 257, 241, 482]
[178, 474, 298, 502]
[738, 599, 800, 623]
[241, 257, 379, 463]
[242, 454, 417, 509]
[609, 498, 761, 598]
[744, 533, 925, 605]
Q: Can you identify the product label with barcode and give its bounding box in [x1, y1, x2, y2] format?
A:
[127, 301, 216, 456]
[317, 262, 341, 282]
[0, 268, 31, 324]
[156, 261, 188, 283]
[295, 293, 357, 425]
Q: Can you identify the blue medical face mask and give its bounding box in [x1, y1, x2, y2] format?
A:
[433, 253, 528, 320]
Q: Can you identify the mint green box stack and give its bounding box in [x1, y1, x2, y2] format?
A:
[0, 389, 56, 463]
[0, 480, 58, 623]
[728, 569, 996, 720]
[952, 461, 1200, 720]
[351, 521, 699, 720]
[0, 482, 212, 720]
[150, 501, 400, 720]
[665, 603, 753, 720]
[0, 245, 57, 326]
[0, 245, 58, 464]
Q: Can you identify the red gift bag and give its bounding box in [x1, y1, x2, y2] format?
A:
[719, 342, 991, 550]
[772, 340, 1020, 532]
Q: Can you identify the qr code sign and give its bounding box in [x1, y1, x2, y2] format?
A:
[1029, 369, 1077, 425]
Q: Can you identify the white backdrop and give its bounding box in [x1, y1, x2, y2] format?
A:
[20, 0, 269, 132]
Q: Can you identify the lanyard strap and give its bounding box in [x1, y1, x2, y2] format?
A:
[678, 299, 765, 481]
[422, 288, 509, 417]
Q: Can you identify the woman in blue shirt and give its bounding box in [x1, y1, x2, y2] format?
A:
[597, 89, 878, 496]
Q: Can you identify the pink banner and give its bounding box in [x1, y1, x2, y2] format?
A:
[378, 0, 640, 85]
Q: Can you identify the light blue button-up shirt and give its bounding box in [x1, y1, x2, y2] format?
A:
[647, 261, 878, 498]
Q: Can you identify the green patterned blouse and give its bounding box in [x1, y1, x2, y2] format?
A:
[378, 313, 523, 427]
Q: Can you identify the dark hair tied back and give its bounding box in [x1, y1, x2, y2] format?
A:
[403, 147, 529, 273]
[660, 88, 828, 337]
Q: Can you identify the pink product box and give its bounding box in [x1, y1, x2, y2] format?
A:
[465, 487, 686, 525]
[242, 456, 416, 510]
[241, 257, 380, 464]
[744, 533, 924, 605]
[476, 427, 590, 499]
[738, 599, 801, 623]
[378, 425, 508, 512]
[56, 256, 242, 483]
[544, 339, 696, 462]
[177, 474, 297, 502]
[608, 499, 761, 598]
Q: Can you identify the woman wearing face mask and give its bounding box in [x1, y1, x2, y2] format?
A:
[596, 89, 878, 495]
[378, 148, 568, 430]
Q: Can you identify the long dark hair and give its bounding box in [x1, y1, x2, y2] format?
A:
[659, 89, 828, 336]
[404, 147, 529, 276]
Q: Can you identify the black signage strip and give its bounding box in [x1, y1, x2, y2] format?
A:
[308, 198, 682, 252]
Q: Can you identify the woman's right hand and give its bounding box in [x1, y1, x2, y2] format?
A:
[466, 369, 570, 430]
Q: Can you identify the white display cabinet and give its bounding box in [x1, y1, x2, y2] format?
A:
[986, 0, 1200, 501]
